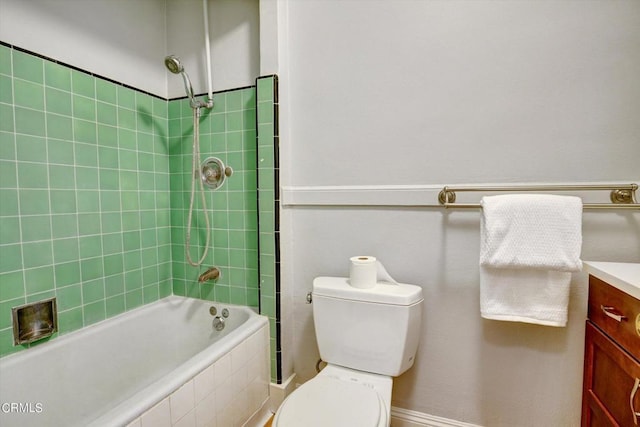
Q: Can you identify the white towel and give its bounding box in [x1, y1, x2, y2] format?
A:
[479, 194, 583, 327]
[480, 194, 583, 271]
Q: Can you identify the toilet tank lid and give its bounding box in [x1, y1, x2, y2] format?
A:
[313, 277, 423, 306]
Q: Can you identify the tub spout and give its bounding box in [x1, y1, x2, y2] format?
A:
[198, 267, 221, 283]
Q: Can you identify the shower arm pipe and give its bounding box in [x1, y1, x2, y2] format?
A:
[203, 0, 213, 103]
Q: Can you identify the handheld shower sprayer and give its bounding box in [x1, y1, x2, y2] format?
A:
[164, 55, 213, 109]
[165, 54, 215, 267]
[164, 55, 184, 74]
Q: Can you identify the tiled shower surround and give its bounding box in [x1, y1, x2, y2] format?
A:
[0, 41, 280, 377]
[169, 88, 259, 307]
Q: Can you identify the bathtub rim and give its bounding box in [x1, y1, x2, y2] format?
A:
[0, 295, 269, 427]
[90, 296, 269, 427]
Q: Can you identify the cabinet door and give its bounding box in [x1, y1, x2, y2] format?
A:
[582, 322, 640, 427]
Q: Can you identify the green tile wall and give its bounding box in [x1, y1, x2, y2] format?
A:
[0, 45, 172, 357]
[169, 88, 260, 310]
[0, 43, 279, 378]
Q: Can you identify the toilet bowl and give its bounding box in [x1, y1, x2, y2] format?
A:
[273, 365, 392, 427]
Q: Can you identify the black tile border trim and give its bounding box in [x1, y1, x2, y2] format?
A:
[0, 40, 255, 102]
[272, 75, 281, 384]
[255, 74, 281, 384]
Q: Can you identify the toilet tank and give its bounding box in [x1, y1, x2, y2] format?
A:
[312, 277, 423, 377]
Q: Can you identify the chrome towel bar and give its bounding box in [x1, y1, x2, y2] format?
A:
[438, 183, 639, 210]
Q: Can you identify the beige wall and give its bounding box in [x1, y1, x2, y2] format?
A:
[276, 1, 640, 425]
[0, 0, 259, 98]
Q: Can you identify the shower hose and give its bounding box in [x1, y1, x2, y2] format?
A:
[185, 107, 211, 267]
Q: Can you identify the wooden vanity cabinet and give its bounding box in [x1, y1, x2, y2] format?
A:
[582, 276, 640, 427]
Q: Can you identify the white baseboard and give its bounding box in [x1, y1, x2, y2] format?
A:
[243, 396, 272, 427]
[391, 407, 482, 427]
[268, 374, 297, 414]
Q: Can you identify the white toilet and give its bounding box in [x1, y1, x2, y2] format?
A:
[273, 276, 423, 427]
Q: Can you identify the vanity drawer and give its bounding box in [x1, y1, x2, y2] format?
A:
[588, 275, 640, 361]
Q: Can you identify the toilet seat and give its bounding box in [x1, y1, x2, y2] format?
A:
[274, 376, 387, 427]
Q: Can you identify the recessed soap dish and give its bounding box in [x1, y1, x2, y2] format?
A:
[12, 297, 58, 345]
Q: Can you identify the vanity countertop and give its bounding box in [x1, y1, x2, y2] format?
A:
[583, 261, 640, 300]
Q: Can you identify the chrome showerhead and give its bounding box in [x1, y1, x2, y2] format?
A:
[165, 54, 196, 105]
[164, 55, 213, 109]
[164, 55, 183, 74]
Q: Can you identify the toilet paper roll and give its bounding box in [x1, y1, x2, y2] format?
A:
[349, 256, 399, 289]
[349, 256, 377, 288]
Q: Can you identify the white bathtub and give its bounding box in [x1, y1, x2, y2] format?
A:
[0, 296, 270, 427]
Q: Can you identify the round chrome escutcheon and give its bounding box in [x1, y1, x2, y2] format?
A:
[201, 157, 233, 190]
